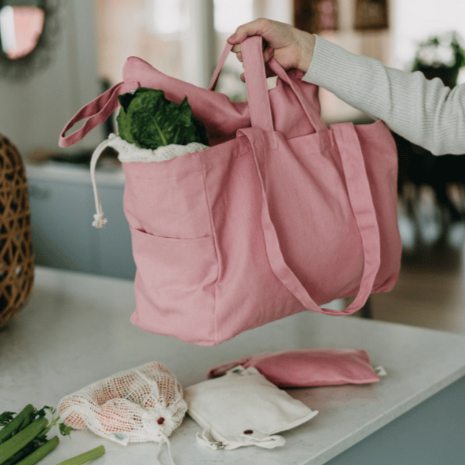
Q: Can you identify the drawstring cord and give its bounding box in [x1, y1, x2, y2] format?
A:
[155, 432, 177, 465]
[90, 134, 117, 228]
[196, 428, 224, 450]
[196, 427, 285, 450]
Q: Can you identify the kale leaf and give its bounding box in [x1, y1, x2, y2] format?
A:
[116, 88, 209, 150]
[0, 412, 15, 427]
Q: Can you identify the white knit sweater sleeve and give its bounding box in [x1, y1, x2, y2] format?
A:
[302, 35, 465, 156]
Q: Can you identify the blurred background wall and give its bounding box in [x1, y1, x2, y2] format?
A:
[0, 1, 103, 156]
[2, 0, 465, 158]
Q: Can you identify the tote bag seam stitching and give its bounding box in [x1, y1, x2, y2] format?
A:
[199, 154, 219, 344]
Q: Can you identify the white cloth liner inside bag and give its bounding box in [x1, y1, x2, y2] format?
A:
[184, 366, 319, 450]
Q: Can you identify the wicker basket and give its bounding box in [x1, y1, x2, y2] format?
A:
[0, 134, 34, 328]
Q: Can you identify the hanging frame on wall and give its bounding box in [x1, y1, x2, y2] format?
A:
[354, 0, 389, 31]
[0, 0, 60, 82]
[294, 0, 339, 35]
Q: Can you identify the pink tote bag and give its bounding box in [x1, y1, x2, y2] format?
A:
[60, 37, 401, 346]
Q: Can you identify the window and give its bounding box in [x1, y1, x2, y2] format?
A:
[146, 0, 189, 36]
[214, 0, 254, 33]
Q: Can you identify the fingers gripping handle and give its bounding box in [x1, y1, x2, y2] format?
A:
[210, 38, 326, 135]
[59, 80, 139, 148]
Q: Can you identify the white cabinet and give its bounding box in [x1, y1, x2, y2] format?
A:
[26, 164, 136, 280]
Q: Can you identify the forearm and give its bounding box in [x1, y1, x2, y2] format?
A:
[301, 35, 465, 156]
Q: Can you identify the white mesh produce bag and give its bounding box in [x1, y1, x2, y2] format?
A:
[58, 361, 187, 464]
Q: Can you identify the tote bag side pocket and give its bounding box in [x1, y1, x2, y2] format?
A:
[122, 154, 214, 239]
[121, 154, 219, 345]
[129, 227, 218, 345]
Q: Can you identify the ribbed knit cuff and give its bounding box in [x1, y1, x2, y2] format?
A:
[300, 35, 384, 121]
[301, 35, 465, 155]
[302, 35, 372, 90]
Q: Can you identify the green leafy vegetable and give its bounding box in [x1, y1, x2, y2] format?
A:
[0, 413, 15, 428]
[15, 436, 59, 465]
[0, 405, 35, 444]
[0, 405, 86, 465]
[36, 406, 67, 440]
[58, 424, 73, 437]
[55, 445, 105, 465]
[116, 87, 209, 150]
[0, 417, 48, 464]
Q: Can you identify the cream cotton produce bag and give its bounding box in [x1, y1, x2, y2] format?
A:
[184, 366, 319, 450]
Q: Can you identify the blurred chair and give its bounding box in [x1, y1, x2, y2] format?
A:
[394, 131, 465, 243]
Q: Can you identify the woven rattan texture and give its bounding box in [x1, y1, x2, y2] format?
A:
[0, 134, 34, 328]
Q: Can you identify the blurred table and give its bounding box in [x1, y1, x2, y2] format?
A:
[1, 267, 465, 465]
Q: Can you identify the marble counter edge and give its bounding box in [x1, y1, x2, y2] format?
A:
[309, 350, 465, 465]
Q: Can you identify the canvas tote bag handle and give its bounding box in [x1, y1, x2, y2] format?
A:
[59, 80, 139, 148]
[234, 37, 381, 315]
[209, 37, 327, 134]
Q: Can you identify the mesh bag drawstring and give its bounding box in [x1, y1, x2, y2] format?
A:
[90, 135, 116, 228]
[155, 433, 177, 465]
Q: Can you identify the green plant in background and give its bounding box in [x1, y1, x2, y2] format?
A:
[412, 31, 465, 88]
[117, 88, 209, 150]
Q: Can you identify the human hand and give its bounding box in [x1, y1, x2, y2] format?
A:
[227, 18, 316, 82]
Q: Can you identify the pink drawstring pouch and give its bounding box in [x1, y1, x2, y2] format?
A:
[208, 349, 385, 387]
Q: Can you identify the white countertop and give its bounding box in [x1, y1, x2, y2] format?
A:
[2, 267, 465, 465]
